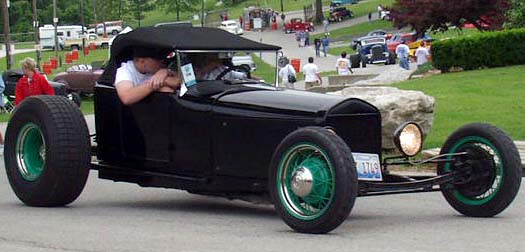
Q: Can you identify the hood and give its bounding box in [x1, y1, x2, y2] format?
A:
[215, 86, 376, 116]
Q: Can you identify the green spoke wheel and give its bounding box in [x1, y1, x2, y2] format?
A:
[278, 143, 335, 220]
[269, 127, 357, 234]
[438, 123, 522, 217]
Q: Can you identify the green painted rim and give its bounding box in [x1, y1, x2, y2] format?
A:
[277, 142, 335, 221]
[16, 123, 46, 181]
[444, 136, 503, 206]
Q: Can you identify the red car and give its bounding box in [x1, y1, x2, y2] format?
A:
[283, 18, 314, 33]
[387, 32, 418, 53]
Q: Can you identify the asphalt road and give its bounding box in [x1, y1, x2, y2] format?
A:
[0, 159, 524, 252]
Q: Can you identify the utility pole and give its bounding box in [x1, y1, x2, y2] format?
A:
[201, 0, 204, 27]
[2, 0, 13, 70]
[93, 0, 97, 34]
[53, 0, 58, 59]
[280, 0, 283, 13]
[80, 0, 85, 51]
[33, 0, 41, 69]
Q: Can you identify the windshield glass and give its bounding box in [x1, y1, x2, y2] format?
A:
[173, 51, 278, 86]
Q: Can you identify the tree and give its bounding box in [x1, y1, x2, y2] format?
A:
[390, 0, 511, 36]
[505, 0, 525, 28]
[156, 0, 199, 21]
[125, 0, 154, 26]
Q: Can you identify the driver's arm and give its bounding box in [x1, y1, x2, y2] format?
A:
[115, 80, 156, 105]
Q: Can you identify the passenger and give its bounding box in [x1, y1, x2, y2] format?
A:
[194, 53, 247, 81]
[15, 57, 55, 105]
[114, 47, 181, 105]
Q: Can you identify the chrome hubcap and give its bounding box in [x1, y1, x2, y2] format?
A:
[290, 167, 313, 197]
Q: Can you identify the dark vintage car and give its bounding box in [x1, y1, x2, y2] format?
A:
[53, 65, 103, 95]
[328, 7, 353, 22]
[350, 36, 396, 68]
[4, 27, 522, 234]
[283, 18, 314, 33]
[351, 29, 392, 50]
[1, 69, 81, 107]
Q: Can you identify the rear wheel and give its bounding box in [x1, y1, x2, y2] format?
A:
[4, 96, 91, 207]
[438, 123, 522, 217]
[269, 127, 357, 234]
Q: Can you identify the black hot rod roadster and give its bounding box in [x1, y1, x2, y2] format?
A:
[4, 27, 522, 234]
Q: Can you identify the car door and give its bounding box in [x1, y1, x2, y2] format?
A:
[169, 93, 214, 176]
[119, 92, 172, 171]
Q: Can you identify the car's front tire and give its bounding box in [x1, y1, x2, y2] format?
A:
[4, 96, 91, 207]
[438, 123, 522, 217]
[269, 127, 357, 234]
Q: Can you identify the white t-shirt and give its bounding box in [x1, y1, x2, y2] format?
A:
[279, 64, 296, 84]
[302, 63, 319, 82]
[395, 44, 410, 59]
[115, 60, 153, 87]
[415, 46, 430, 65]
[335, 58, 351, 75]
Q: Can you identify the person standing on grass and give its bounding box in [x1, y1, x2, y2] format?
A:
[368, 12, 372, 23]
[415, 41, 430, 67]
[302, 57, 322, 90]
[323, 18, 329, 34]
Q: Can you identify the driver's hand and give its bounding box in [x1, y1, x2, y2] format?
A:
[150, 69, 170, 89]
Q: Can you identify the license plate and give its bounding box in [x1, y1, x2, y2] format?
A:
[352, 153, 382, 181]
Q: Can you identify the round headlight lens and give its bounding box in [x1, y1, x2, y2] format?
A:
[394, 122, 423, 156]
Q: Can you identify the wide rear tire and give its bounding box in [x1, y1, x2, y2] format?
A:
[4, 96, 91, 207]
[438, 123, 522, 217]
[269, 127, 357, 234]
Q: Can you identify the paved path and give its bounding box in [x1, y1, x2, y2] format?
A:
[243, 13, 416, 90]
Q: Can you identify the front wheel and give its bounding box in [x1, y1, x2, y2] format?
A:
[438, 123, 522, 217]
[269, 127, 358, 234]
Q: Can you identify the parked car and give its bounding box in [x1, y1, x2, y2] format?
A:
[351, 29, 392, 50]
[4, 26, 522, 235]
[53, 64, 103, 96]
[218, 20, 243, 35]
[351, 36, 396, 67]
[1, 69, 81, 107]
[283, 18, 314, 33]
[330, 0, 359, 6]
[387, 32, 418, 52]
[232, 55, 256, 71]
[328, 7, 354, 22]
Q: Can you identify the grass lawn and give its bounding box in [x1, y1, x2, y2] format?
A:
[394, 65, 525, 149]
[0, 49, 109, 80]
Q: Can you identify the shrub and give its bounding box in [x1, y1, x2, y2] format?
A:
[432, 28, 525, 72]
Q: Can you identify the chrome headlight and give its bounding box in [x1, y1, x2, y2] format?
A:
[393, 122, 423, 157]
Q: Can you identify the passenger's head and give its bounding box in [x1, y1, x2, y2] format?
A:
[341, 52, 347, 58]
[308, 57, 314, 63]
[132, 47, 167, 74]
[420, 41, 426, 47]
[20, 57, 37, 77]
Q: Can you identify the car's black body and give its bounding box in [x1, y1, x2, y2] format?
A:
[328, 7, 353, 22]
[94, 85, 382, 194]
[4, 27, 522, 234]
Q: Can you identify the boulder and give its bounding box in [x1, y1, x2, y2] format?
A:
[339, 86, 435, 149]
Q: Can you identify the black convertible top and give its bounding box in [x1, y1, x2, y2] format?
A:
[99, 26, 281, 85]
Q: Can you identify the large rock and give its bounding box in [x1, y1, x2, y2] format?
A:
[339, 86, 435, 149]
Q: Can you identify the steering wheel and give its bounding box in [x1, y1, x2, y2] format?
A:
[215, 65, 251, 80]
